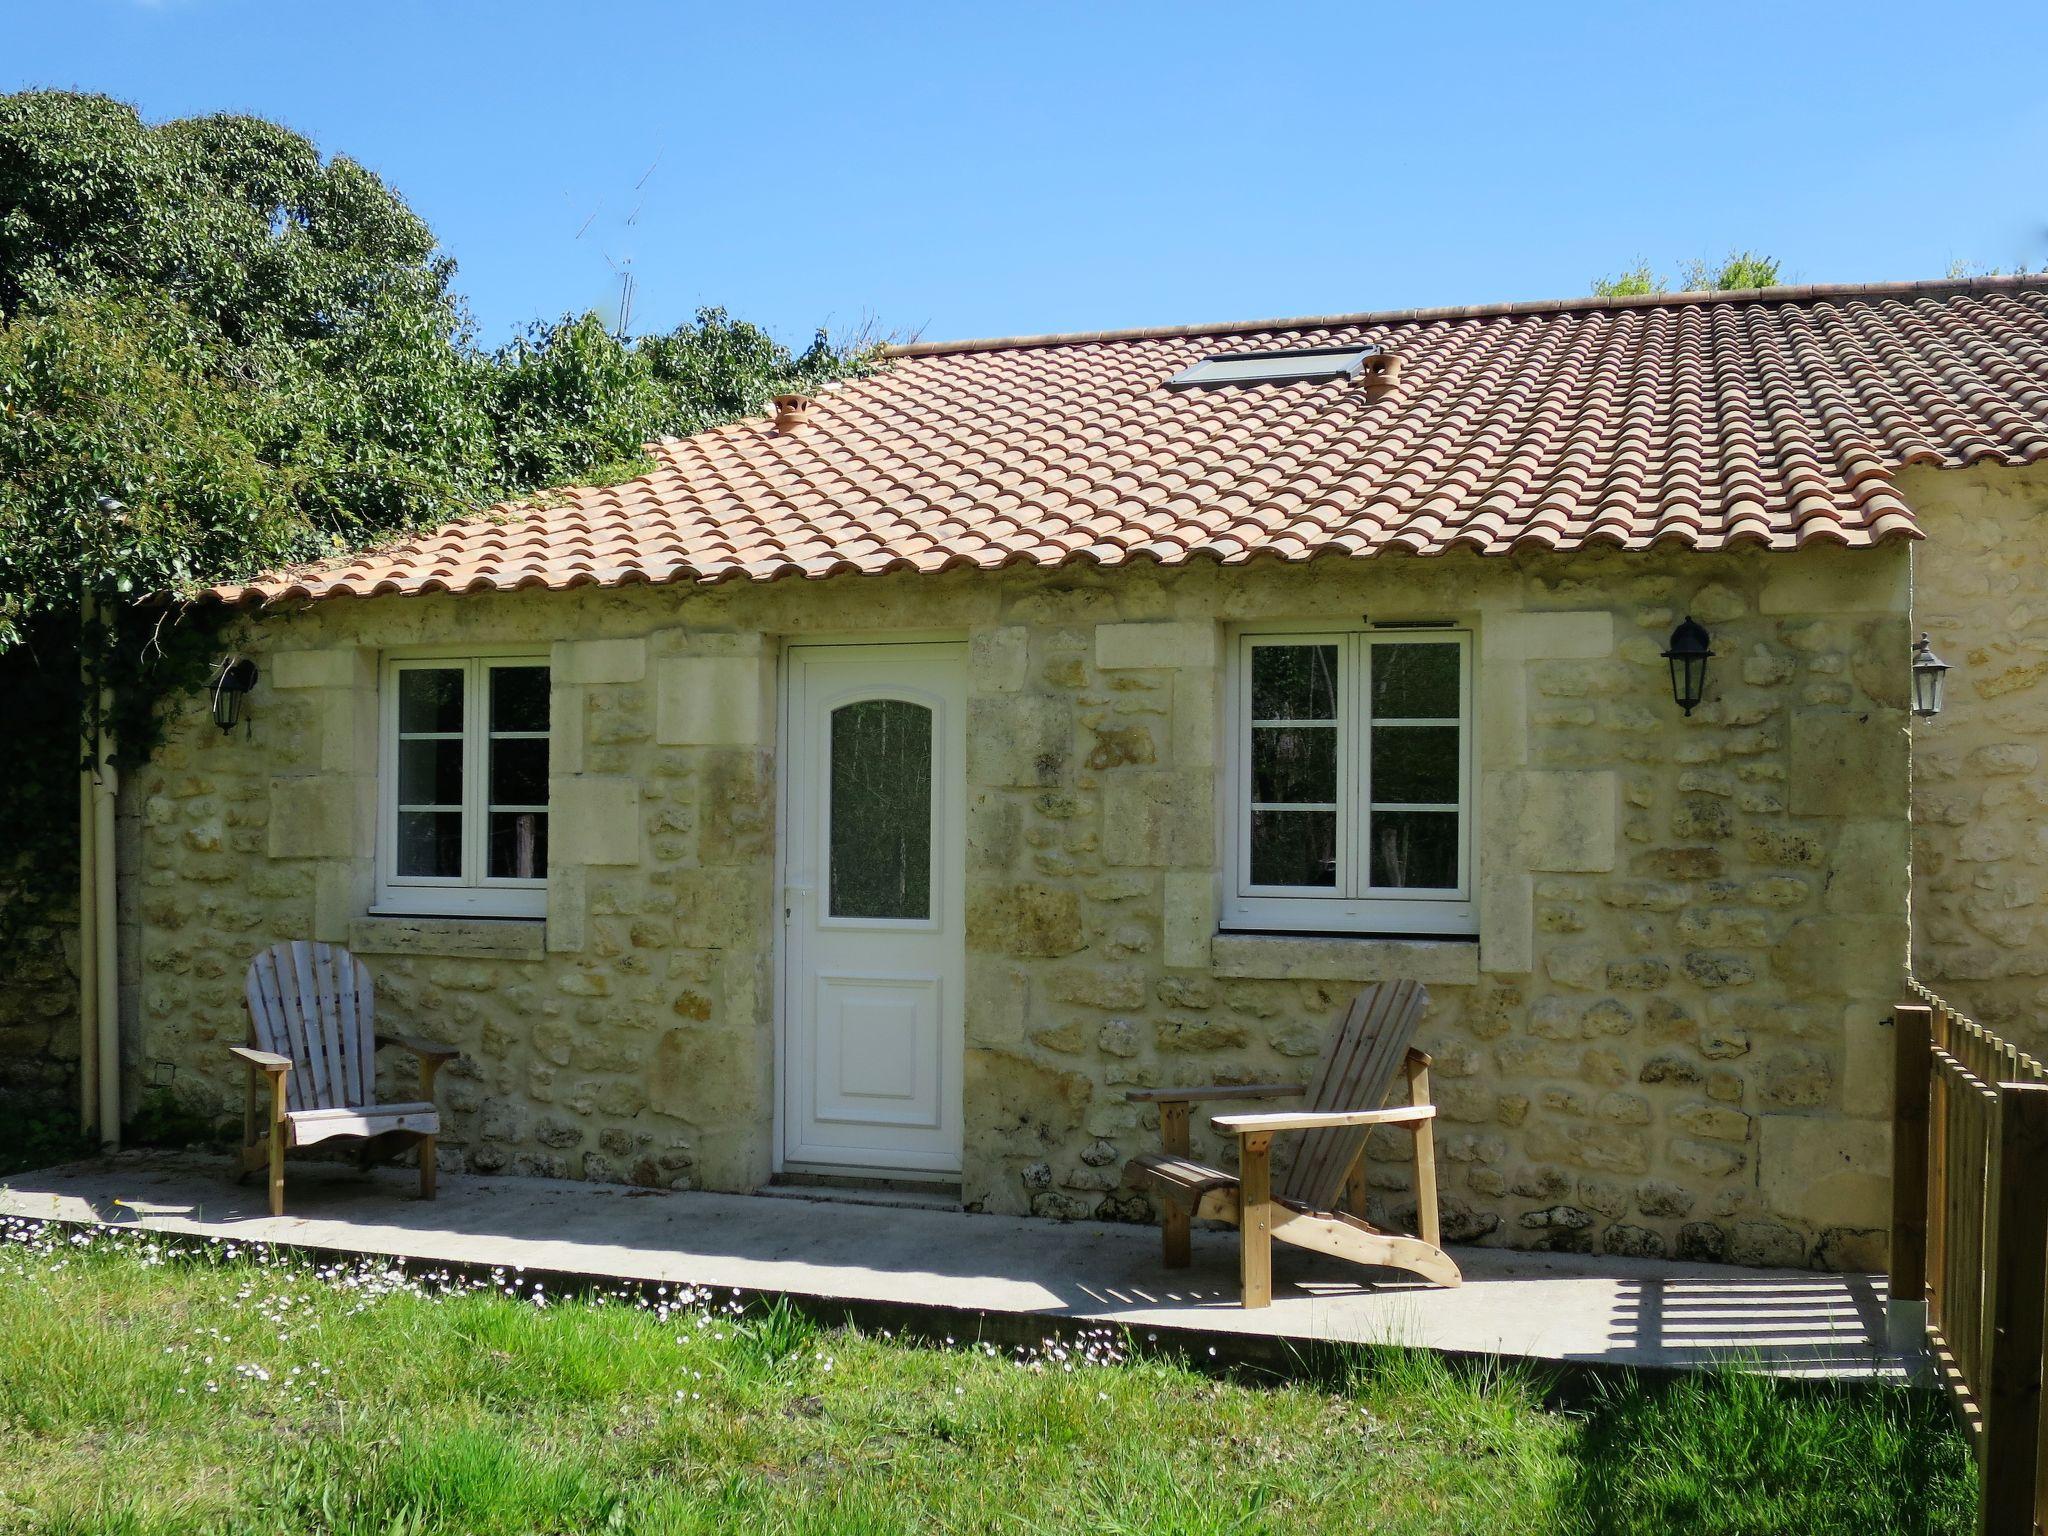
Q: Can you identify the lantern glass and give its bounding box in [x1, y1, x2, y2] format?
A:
[212, 658, 257, 733]
[1662, 617, 1713, 717]
[1911, 634, 1949, 718]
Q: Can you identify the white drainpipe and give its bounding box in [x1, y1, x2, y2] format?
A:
[79, 592, 121, 1149]
[77, 681, 98, 1137]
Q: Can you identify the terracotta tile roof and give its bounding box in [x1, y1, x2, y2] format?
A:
[221, 276, 2048, 603]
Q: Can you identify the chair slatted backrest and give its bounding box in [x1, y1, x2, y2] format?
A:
[245, 941, 377, 1113]
[1277, 980, 1430, 1210]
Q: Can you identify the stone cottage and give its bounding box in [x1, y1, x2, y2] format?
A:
[118, 275, 2048, 1268]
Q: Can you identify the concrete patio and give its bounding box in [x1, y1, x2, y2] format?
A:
[2, 1151, 1914, 1381]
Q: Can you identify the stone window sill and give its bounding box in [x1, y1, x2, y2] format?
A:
[348, 915, 546, 962]
[1209, 932, 1480, 986]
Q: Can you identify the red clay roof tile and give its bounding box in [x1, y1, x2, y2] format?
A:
[219, 276, 2048, 604]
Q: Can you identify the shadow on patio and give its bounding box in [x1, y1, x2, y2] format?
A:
[1, 1149, 1912, 1380]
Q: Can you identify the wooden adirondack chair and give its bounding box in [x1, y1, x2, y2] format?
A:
[1125, 980, 1460, 1307]
[233, 941, 458, 1216]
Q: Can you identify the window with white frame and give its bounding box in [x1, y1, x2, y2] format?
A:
[376, 655, 550, 917]
[1225, 630, 1474, 936]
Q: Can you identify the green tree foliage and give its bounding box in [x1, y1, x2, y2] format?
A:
[1592, 250, 1783, 299]
[0, 90, 875, 982]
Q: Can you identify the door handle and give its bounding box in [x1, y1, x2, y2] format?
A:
[783, 882, 816, 918]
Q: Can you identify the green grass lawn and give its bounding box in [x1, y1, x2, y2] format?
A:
[0, 1217, 1973, 1535]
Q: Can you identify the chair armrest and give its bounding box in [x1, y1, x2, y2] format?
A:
[1212, 1105, 1436, 1135]
[1125, 1083, 1305, 1105]
[1406, 1047, 1432, 1070]
[230, 1046, 292, 1074]
[376, 1034, 460, 1063]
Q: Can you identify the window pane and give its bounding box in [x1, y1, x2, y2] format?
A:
[1371, 643, 1460, 719]
[398, 668, 463, 733]
[398, 737, 463, 806]
[490, 666, 550, 733]
[1370, 810, 1459, 889]
[829, 699, 933, 920]
[490, 736, 548, 807]
[396, 810, 463, 878]
[1251, 725, 1337, 805]
[1371, 726, 1460, 805]
[1250, 809, 1337, 888]
[1251, 644, 1338, 721]
[489, 811, 548, 880]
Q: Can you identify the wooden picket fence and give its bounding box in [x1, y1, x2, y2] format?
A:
[1893, 981, 2048, 1535]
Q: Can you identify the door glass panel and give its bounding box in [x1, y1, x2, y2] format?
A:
[829, 699, 933, 920]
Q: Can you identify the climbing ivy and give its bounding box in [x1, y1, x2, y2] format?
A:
[0, 91, 878, 986]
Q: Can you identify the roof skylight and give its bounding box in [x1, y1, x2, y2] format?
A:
[1166, 345, 1378, 389]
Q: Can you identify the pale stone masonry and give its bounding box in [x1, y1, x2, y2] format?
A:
[129, 538, 1912, 1268]
[1909, 463, 2048, 1053]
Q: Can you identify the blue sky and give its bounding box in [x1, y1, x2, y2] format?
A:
[7, 1, 2046, 350]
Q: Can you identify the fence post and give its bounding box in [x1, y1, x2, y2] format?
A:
[1890, 1003, 1933, 1354]
[1981, 1082, 2048, 1536]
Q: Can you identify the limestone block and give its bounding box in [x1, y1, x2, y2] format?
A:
[552, 777, 640, 865]
[970, 1048, 1091, 1155]
[348, 916, 547, 961]
[1102, 772, 1212, 868]
[266, 776, 356, 860]
[546, 866, 586, 953]
[1488, 770, 1617, 873]
[968, 883, 1085, 957]
[1162, 871, 1216, 969]
[1757, 1115, 1890, 1229]
[1210, 934, 1480, 986]
[654, 654, 769, 745]
[1822, 820, 1907, 917]
[1773, 916, 1903, 1000]
[1095, 621, 1219, 671]
[1758, 552, 1907, 616]
[977, 693, 1082, 793]
[550, 683, 586, 776]
[1170, 668, 1221, 768]
[1478, 870, 1534, 977]
[1788, 709, 1906, 817]
[551, 637, 647, 686]
[269, 648, 371, 691]
[966, 958, 1030, 1046]
[314, 861, 365, 943]
[1489, 610, 1615, 661]
[970, 626, 1030, 693]
[315, 686, 376, 775]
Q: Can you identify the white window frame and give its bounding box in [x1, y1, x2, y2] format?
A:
[1223, 627, 1475, 937]
[374, 651, 550, 919]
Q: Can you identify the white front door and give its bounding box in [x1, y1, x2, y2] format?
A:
[780, 642, 966, 1177]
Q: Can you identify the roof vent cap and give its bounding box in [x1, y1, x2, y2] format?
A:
[772, 394, 812, 433]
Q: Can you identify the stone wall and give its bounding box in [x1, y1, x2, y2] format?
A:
[0, 905, 78, 1121]
[1907, 462, 2048, 1052]
[128, 539, 1912, 1267]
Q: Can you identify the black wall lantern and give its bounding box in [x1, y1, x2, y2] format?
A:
[1911, 633, 1950, 719]
[211, 656, 258, 733]
[1663, 617, 1713, 717]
